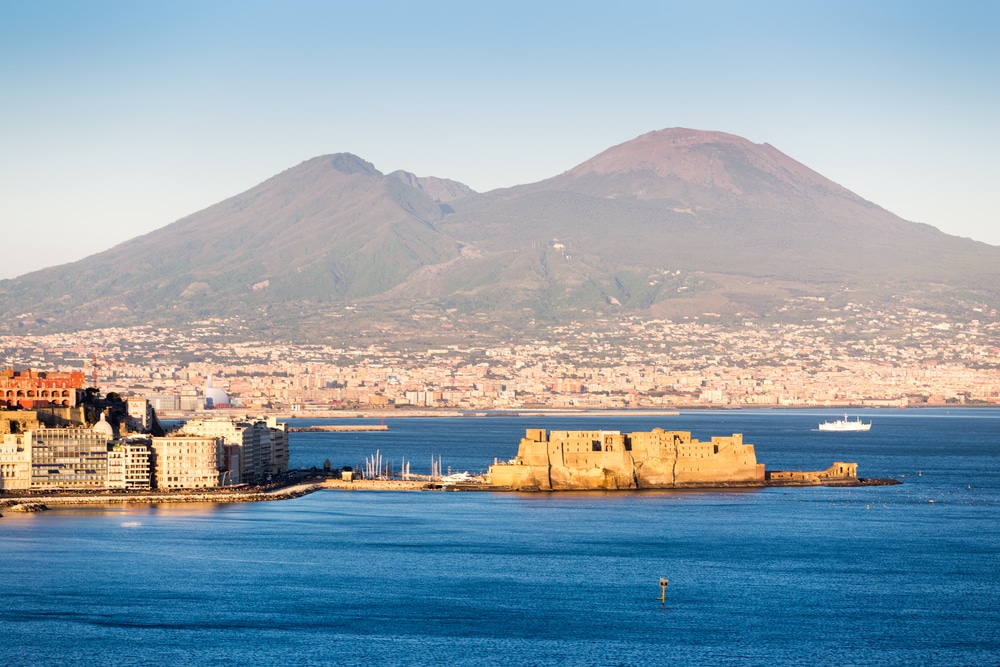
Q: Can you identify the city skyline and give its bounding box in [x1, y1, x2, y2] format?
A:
[4, 293, 997, 411]
[1, 1, 999, 279]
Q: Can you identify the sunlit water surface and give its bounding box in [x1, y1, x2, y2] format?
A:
[3, 409, 999, 666]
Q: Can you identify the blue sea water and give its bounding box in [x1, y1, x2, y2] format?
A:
[2, 409, 999, 666]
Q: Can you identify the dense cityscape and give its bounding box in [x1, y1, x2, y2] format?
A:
[3, 296, 998, 414]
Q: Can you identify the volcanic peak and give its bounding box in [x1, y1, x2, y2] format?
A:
[565, 127, 840, 198]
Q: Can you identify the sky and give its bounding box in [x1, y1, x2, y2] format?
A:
[1, 1, 998, 279]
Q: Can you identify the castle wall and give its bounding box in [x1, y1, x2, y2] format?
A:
[487, 462, 551, 490]
[0, 410, 42, 435]
[766, 462, 857, 485]
[488, 427, 763, 490]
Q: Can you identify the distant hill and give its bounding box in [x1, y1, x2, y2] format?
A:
[0, 154, 462, 331]
[2, 128, 998, 338]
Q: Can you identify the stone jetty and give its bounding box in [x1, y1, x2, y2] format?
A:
[0, 482, 324, 511]
[287, 425, 389, 433]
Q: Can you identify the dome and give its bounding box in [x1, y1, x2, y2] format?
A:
[205, 387, 230, 408]
[92, 412, 114, 437]
[204, 375, 231, 408]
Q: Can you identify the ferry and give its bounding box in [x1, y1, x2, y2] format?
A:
[818, 414, 871, 432]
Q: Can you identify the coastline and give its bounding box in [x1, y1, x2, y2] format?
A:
[0, 480, 326, 509]
[155, 405, 995, 421]
[1, 475, 901, 513]
[159, 408, 685, 420]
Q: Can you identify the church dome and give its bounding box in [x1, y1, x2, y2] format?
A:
[92, 412, 114, 437]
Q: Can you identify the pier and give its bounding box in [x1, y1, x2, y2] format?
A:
[287, 424, 389, 433]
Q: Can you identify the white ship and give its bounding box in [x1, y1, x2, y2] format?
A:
[818, 414, 871, 432]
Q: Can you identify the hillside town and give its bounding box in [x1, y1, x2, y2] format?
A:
[2, 297, 998, 414]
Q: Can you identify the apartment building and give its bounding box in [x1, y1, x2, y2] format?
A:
[27, 427, 110, 489]
[150, 435, 222, 490]
[107, 441, 152, 490]
[177, 417, 288, 484]
[0, 432, 31, 490]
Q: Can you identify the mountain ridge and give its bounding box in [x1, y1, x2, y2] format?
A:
[2, 128, 997, 338]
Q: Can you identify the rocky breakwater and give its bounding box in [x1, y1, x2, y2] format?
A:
[0, 501, 49, 513]
[0, 481, 325, 511]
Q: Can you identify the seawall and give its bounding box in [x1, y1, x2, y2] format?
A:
[0, 482, 324, 509]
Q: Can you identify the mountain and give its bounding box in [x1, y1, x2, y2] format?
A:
[0, 154, 462, 330]
[390, 170, 476, 204]
[2, 128, 998, 338]
[439, 129, 997, 290]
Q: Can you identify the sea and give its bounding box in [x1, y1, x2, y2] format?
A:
[2, 409, 999, 666]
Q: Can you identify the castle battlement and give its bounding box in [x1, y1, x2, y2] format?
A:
[488, 427, 766, 491]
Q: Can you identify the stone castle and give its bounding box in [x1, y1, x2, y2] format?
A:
[487, 427, 864, 491]
[488, 427, 767, 491]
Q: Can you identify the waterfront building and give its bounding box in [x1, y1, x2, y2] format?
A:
[27, 427, 110, 490]
[106, 441, 152, 490]
[0, 432, 32, 490]
[150, 435, 222, 490]
[177, 417, 288, 484]
[0, 369, 85, 410]
[260, 417, 289, 479]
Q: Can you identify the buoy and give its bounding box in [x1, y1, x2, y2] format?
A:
[658, 577, 669, 604]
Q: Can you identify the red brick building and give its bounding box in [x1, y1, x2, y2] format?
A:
[0, 369, 85, 409]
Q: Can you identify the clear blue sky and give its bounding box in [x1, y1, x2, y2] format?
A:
[1, 1, 998, 279]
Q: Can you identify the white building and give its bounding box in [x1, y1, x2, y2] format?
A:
[107, 441, 152, 490]
[150, 435, 222, 490]
[126, 398, 154, 432]
[177, 416, 288, 484]
[0, 432, 32, 490]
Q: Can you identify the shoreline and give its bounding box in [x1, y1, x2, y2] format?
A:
[1, 476, 901, 512]
[0, 480, 326, 509]
[157, 405, 996, 420]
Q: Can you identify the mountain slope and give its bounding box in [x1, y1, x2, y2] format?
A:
[439, 129, 998, 289]
[0, 154, 461, 328]
[1, 129, 998, 336]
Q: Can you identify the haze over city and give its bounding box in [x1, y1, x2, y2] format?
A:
[1, 1, 999, 280]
